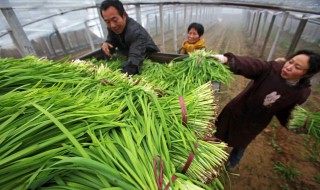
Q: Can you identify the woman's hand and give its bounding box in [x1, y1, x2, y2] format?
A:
[209, 54, 227, 63]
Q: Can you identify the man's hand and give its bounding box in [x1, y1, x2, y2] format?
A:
[122, 63, 139, 75]
[209, 54, 227, 63]
[101, 42, 114, 57]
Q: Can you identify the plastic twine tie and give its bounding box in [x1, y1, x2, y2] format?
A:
[164, 143, 199, 189]
[181, 143, 198, 173]
[133, 78, 141, 86]
[164, 175, 178, 190]
[100, 79, 115, 86]
[201, 137, 222, 143]
[303, 114, 310, 128]
[179, 96, 188, 126]
[153, 155, 164, 190]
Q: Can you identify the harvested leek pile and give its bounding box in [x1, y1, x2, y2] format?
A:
[289, 106, 320, 142]
[0, 52, 232, 190]
[92, 49, 233, 95]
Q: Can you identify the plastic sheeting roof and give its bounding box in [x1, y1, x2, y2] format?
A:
[1, 0, 319, 48]
[1, 1, 319, 32]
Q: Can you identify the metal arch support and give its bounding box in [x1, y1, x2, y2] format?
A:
[159, 4, 165, 52]
[245, 11, 251, 31]
[52, 21, 68, 55]
[260, 11, 283, 58]
[135, 4, 142, 24]
[183, 4, 187, 33]
[1, 0, 36, 57]
[7, 30, 23, 56]
[257, 11, 268, 43]
[267, 12, 289, 61]
[286, 15, 309, 57]
[173, 5, 177, 52]
[249, 11, 256, 36]
[49, 32, 57, 56]
[252, 11, 263, 44]
[260, 13, 275, 58]
[84, 21, 95, 51]
[97, 7, 109, 39]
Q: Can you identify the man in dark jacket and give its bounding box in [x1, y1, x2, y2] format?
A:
[100, 0, 159, 75]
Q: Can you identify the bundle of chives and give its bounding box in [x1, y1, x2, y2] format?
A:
[83, 57, 229, 188]
[169, 50, 233, 87]
[0, 83, 123, 189]
[138, 59, 176, 93]
[289, 106, 320, 141]
[157, 82, 217, 137]
[1, 56, 230, 189]
[169, 138, 228, 184]
[0, 56, 96, 94]
[149, 91, 228, 185]
[38, 92, 174, 189]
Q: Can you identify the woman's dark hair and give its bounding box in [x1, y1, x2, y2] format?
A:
[287, 50, 320, 75]
[287, 50, 320, 86]
[100, 0, 125, 18]
[187, 22, 204, 36]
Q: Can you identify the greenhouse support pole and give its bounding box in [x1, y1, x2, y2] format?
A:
[146, 14, 150, 34]
[183, 5, 187, 32]
[155, 15, 158, 35]
[85, 21, 95, 51]
[159, 4, 165, 52]
[66, 34, 74, 49]
[196, 4, 199, 22]
[173, 5, 178, 52]
[52, 21, 68, 55]
[188, 6, 192, 24]
[260, 13, 276, 58]
[74, 31, 80, 50]
[257, 11, 268, 44]
[267, 12, 289, 61]
[167, 14, 170, 32]
[49, 32, 58, 56]
[249, 11, 256, 36]
[43, 38, 54, 56]
[7, 30, 24, 56]
[1, 0, 36, 57]
[96, 6, 108, 39]
[40, 38, 52, 56]
[252, 11, 262, 44]
[286, 16, 308, 57]
[247, 11, 252, 31]
[247, 11, 254, 34]
[135, 4, 142, 24]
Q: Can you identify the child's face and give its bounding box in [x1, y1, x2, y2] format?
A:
[187, 28, 200, 43]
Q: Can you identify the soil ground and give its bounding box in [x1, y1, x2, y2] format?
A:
[160, 22, 320, 190]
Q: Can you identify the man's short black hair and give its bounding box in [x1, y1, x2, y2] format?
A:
[100, 0, 125, 17]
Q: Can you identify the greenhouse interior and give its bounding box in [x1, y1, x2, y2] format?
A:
[1, 0, 320, 189]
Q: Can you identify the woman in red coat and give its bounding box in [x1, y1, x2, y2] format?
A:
[210, 50, 320, 171]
